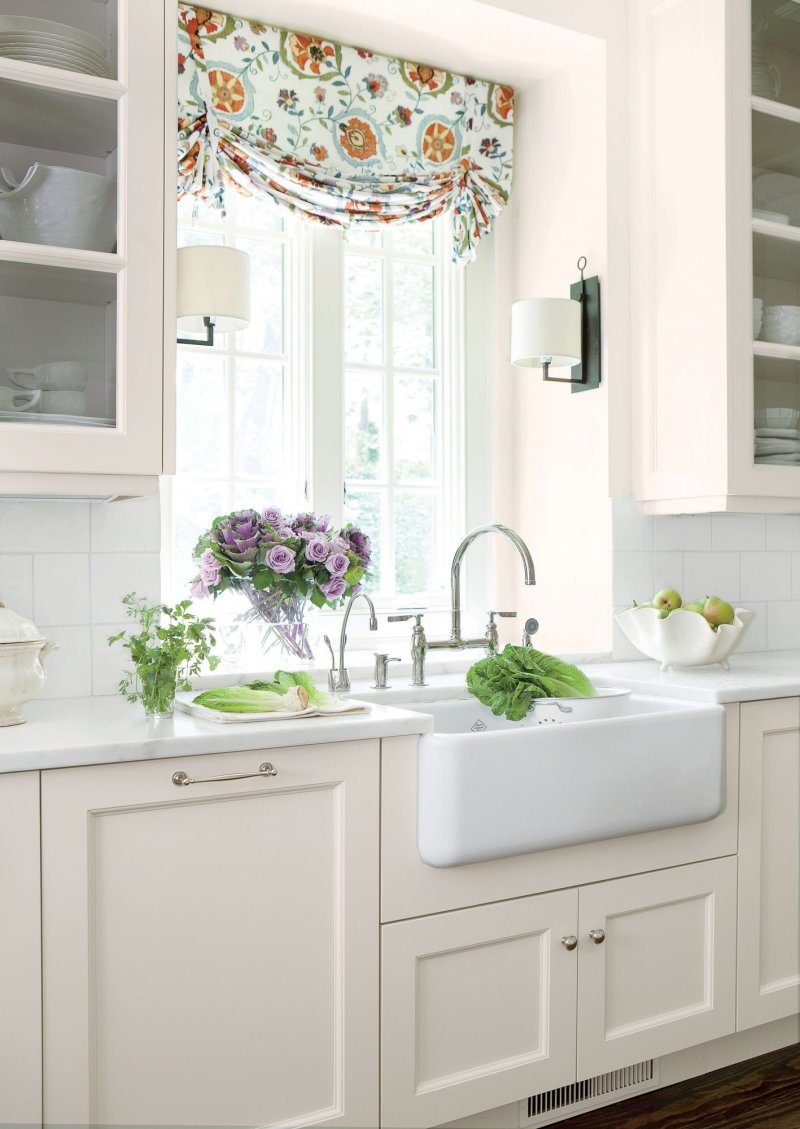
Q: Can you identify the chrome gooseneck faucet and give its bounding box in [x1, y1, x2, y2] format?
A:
[429, 523, 536, 650]
[329, 592, 378, 693]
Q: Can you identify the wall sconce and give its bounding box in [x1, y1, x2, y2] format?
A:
[176, 245, 251, 347]
[510, 256, 601, 393]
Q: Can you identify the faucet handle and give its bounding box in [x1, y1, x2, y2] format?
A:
[389, 609, 425, 624]
[488, 611, 517, 623]
[373, 653, 401, 689]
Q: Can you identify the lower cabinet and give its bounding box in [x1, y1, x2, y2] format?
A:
[737, 697, 800, 1030]
[381, 858, 737, 1129]
[40, 741, 380, 1128]
[0, 771, 41, 1128]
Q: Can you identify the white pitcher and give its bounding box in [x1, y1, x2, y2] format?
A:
[0, 164, 116, 252]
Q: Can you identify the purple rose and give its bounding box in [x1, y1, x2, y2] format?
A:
[320, 575, 346, 602]
[190, 578, 209, 599]
[262, 506, 283, 526]
[292, 511, 332, 534]
[266, 545, 296, 574]
[304, 536, 329, 563]
[200, 549, 221, 587]
[326, 551, 349, 576]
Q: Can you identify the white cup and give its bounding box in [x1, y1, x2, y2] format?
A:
[37, 391, 87, 415]
[7, 362, 88, 391]
[0, 387, 40, 411]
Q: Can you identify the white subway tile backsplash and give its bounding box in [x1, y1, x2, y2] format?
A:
[0, 500, 90, 553]
[612, 497, 653, 551]
[34, 554, 90, 625]
[0, 554, 33, 619]
[737, 602, 767, 652]
[611, 605, 646, 661]
[740, 552, 792, 602]
[612, 551, 653, 606]
[711, 515, 765, 551]
[765, 514, 800, 551]
[653, 515, 712, 552]
[653, 552, 683, 596]
[766, 601, 800, 650]
[91, 553, 161, 624]
[92, 623, 127, 696]
[37, 625, 92, 699]
[91, 495, 161, 554]
[683, 552, 740, 602]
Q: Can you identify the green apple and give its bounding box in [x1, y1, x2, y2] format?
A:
[681, 600, 706, 615]
[703, 596, 735, 630]
[653, 588, 682, 615]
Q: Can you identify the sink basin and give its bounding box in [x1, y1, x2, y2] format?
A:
[415, 693, 725, 867]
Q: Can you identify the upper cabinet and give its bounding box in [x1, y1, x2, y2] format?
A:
[0, 0, 173, 498]
[630, 0, 800, 514]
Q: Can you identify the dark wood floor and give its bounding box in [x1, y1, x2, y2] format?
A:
[559, 1043, 800, 1128]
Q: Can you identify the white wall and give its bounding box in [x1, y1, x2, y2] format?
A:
[612, 498, 800, 657]
[0, 496, 161, 697]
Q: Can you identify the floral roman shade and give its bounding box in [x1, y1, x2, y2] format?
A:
[177, 4, 514, 263]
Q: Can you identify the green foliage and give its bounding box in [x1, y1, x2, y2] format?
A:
[108, 593, 220, 710]
[467, 645, 596, 722]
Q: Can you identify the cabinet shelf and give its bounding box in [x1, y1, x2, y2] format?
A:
[0, 242, 122, 303]
[753, 220, 800, 281]
[753, 340, 800, 361]
[0, 57, 123, 101]
[751, 95, 800, 125]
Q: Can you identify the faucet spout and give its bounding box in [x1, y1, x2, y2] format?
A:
[332, 592, 378, 692]
[448, 523, 535, 647]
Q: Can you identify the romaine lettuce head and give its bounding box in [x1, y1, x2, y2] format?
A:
[247, 670, 333, 707]
[466, 645, 596, 721]
[192, 684, 310, 713]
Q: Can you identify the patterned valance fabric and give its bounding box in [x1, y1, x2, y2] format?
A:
[177, 5, 514, 263]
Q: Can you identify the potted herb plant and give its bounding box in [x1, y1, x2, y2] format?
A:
[109, 593, 220, 719]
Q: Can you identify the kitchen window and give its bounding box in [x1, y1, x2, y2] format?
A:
[166, 195, 491, 633]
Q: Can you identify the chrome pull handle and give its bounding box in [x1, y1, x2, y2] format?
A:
[561, 935, 578, 951]
[589, 928, 606, 945]
[172, 762, 277, 787]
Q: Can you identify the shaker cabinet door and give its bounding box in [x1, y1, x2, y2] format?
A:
[41, 741, 379, 1128]
[738, 697, 800, 1030]
[577, 857, 737, 1078]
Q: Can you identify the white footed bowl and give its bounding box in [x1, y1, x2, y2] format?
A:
[615, 606, 755, 672]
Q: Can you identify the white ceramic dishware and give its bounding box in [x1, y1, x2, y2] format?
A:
[7, 362, 89, 391]
[0, 164, 116, 252]
[615, 605, 755, 672]
[0, 601, 57, 726]
[11, 390, 88, 415]
[755, 407, 800, 429]
[761, 304, 800, 344]
[0, 387, 40, 411]
[753, 297, 764, 338]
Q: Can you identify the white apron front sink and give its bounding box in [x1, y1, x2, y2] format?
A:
[416, 694, 725, 867]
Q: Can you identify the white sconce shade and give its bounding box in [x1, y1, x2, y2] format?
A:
[176, 245, 251, 333]
[510, 297, 581, 368]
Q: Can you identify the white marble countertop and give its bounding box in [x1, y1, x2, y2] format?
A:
[0, 696, 432, 774]
[583, 650, 800, 703]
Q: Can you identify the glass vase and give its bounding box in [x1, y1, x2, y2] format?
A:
[239, 585, 314, 664]
[140, 665, 179, 719]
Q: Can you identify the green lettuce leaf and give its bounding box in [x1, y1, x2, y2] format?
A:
[193, 683, 309, 714]
[246, 670, 333, 708]
[466, 645, 596, 721]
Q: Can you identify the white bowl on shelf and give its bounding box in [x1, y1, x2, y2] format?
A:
[615, 605, 756, 672]
[761, 304, 800, 344]
[0, 164, 115, 252]
[755, 407, 800, 429]
[753, 172, 800, 224]
[753, 297, 764, 338]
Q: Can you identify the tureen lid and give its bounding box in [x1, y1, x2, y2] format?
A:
[0, 601, 45, 643]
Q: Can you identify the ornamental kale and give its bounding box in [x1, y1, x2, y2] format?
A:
[190, 506, 372, 610]
[467, 645, 596, 722]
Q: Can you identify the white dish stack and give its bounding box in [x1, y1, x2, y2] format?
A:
[755, 408, 800, 464]
[0, 16, 109, 77]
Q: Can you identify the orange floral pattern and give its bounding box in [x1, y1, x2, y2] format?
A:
[177, 3, 513, 263]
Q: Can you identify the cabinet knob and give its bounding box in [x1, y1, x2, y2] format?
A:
[589, 928, 606, 945]
[560, 935, 578, 951]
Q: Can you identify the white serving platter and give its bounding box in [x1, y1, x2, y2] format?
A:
[176, 691, 370, 724]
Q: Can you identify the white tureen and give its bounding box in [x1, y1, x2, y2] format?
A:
[0, 602, 58, 725]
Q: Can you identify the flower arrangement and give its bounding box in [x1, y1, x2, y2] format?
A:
[190, 507, 372, 661]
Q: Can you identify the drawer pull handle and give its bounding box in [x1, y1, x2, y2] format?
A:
[589, 928, 606, 945]
[561, 935, 578, 951]
[172, 762, 278, 787]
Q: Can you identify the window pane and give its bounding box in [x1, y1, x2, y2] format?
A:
[393, 261, 434, 368]
[177, 226, 220, 248]
[394, 373, 436, 481]
[395, 492, 436, 595]
[237, 237, 283, 355]
[345, 490, 384, 593]
[392, 222, 434, 256]
[176, 352, 227, 475]
[228, 192, 283, 231]
[233, 359, 284, 478]
[345, 370, 384, 480]
[345, 255, 383, 365]
[172, 477, 229, 593]
[345, 227, 383, 250]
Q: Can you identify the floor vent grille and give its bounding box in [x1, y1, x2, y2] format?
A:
[519, 1060, 659, 1126]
